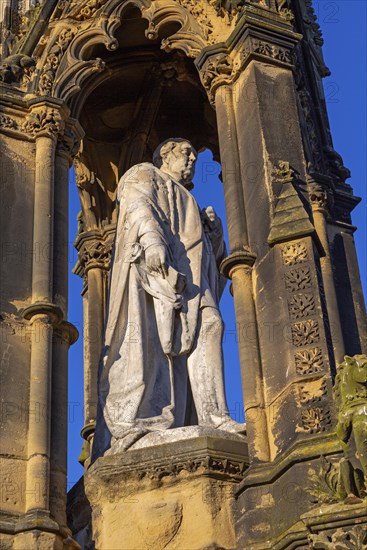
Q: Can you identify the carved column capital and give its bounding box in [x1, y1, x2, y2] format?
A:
[22, 106, 65, 140]
[198, 52, 235, 104]
[78, 238, 113, 277]
[56, 123, 82, 161]
[308, 183, 329, 213]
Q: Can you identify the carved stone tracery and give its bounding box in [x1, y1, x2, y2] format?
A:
[37, 27, 76, 96]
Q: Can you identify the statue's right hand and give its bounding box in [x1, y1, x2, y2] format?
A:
[145, 245, 168, 278]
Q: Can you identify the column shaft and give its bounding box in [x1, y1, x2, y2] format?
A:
[50, 151, 70, 527]
[341, 231, 367, 354]
[215, 85, 269, 462]
[313, 208, 345, 364]
[32, 135, 55, 302]
[26, 134, 56, 512]
[26, 316, 52, 511]
[84, 267, 104, 427]
[215, 85, 248, 250]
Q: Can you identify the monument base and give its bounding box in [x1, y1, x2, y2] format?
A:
[85, 429, 248, 549]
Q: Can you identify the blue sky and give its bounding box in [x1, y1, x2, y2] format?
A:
[67, 1, 367, 487]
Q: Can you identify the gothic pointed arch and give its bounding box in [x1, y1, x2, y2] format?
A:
[25, 0, 236, 114]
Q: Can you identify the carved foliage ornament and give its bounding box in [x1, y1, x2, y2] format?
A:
[0, 114, 18, 130]
[38, 28, 76, 95]
[80, 240, 112, 273]
[70, 0, 109, 21]
[92, 453, 247, 485]
[295, 348, 323, 375]
[57, 126, 81, 158]
[288, 293, 316, 320]
[22, 109, 64, 138]
[284, 266, 312, 292]
[237, 38, 293, 69]
[200, 53, 234, 96]
[291, 319, 320, 347]
[281, 242, 308, 266]
[309, 525, 367, 549]
[299, 406, 330, 434]
[199, 34, 293, 101]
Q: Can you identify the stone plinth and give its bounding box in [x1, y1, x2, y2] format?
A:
[85, 429, 248, 549]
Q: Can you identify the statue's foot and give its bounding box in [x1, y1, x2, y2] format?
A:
[344, 494, 363, 505]
[216, 418, 246, 436]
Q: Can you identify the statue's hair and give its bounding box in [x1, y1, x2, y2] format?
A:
[153, 138, 197, 168]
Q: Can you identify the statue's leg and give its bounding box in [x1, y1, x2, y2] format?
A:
[353, 412, 367, 483]
[339, 456, 362, 503]
[187, 307, 244, 433]
[172, 354, 189, 428]
[186, 306, 227, 425]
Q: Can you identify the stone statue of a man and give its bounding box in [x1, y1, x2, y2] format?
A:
[93, 138, 244, 455]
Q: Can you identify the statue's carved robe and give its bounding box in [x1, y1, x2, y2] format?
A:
[94, 163, 226, 454]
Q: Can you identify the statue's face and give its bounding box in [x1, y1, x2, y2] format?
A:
[165, 141, 197, 184]
[355, 355, 367, 368]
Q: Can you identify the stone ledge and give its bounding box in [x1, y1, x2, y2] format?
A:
[250, 501, 367, 550]
[236, 432, 341, 495]
[88, 431, 249, 489]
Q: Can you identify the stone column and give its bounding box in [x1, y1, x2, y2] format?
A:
[308, 181, 345, 364]
[197, 5, 336, 471]
[49, 127, 81, 529]
[339, 230, 367, 355]
[215, 82, 269, 462]
[51, 322, 78, 530]
[77, 238, 112, 466]
[22, 111, 60, 512]
[84, 264, 104, 442]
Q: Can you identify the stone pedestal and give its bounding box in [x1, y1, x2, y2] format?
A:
[85, 430, 248, 550]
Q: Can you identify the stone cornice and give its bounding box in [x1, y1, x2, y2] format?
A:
[87, 436, 249, 496]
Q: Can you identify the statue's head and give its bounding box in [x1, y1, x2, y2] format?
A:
[153, 138, 198, 188]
